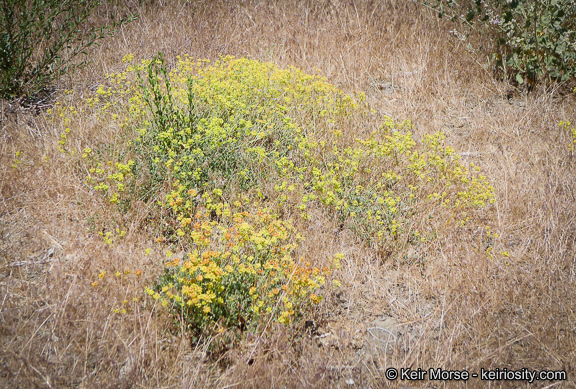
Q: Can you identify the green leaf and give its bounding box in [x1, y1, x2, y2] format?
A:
[465, 10, 476, 22]
[516, 73, 524, 84]
[0, 0, 136, 100]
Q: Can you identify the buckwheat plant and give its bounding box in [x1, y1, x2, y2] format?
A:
[50, 53, 496, 343]
[148, 195, 338, 342]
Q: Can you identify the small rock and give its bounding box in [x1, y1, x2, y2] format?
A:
[365, 315, 398, 354]
[119, 355, 135, 381]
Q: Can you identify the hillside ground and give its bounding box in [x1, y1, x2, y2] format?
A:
[1, 0, 575, 387]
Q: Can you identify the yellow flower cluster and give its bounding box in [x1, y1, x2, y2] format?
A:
[91, 265, 143, 315]
[11, 151, 23, 170]
[98, 228, 127, 246]
[150, 200, 340, 334]
[560, 121, 576, 151]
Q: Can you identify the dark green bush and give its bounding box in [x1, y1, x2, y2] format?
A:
[0, 0, 136, 100]
[422, 0, 576, 86]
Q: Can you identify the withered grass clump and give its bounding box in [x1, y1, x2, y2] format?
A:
[1, 0, 575, 388]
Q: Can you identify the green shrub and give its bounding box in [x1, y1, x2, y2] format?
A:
[422, 0, 576, 86]
[0, 0, 136, 100]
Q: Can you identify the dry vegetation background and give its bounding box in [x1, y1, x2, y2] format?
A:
[1, 0, 576, 387]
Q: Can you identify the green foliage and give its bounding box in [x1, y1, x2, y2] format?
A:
[422, 0, 576, 86]
[0, 0, 136, 100]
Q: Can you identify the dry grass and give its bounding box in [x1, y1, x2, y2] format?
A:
[1, 0, 576, 387]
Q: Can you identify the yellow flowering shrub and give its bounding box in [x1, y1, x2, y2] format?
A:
[149, 199, 338, 340]
[50, 53, 497, 342]
[273, 119, 495, 248]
